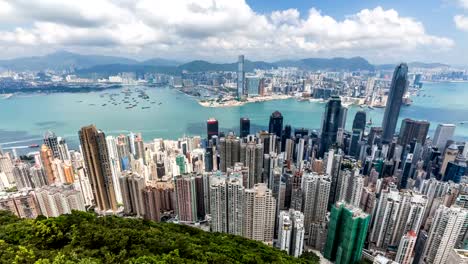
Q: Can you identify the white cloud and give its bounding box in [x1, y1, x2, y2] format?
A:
[0, 0, 454, 61]
[459, 0, 468, 9]
[455, 15, 468, 31]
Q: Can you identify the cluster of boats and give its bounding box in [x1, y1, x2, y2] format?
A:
[77, 87, 162, 109]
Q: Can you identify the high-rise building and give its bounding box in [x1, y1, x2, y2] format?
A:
[43, 131, 60, 159]
[243, 183, 276, 244]
[119, 171, 145, 217]
[382, 63, 408, 144]
[269, 111, 283, 138]
[319, 96, 344, 157]
[433, 124, 456, 151]
[441, 144, 459, 176]
[207, 118, 219, 140]
[323, 202, 370, 264]
[174, 174, 197, 222]
[395, 230, 417, 264]
[237, 55, 245, 99]
[422, 205, 468, 264]
[34, 185, 85, 217]
[219, 136, 240, 172]
[353, 111, 367, 131]
[241, 142, 263, 188]
[246, 76, 260, 96]
[13, 162, 33, 190]
[398, 118, 430, 147]
[277, 209, 305, 257]
[78, 125, 118, 212]
[240, 117, 250, 137]
[0, 189, 41, 218]
[447, 249, 468, 264]
[444, 154, 466, 183]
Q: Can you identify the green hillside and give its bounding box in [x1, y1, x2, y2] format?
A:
[0, 210, 319, 264]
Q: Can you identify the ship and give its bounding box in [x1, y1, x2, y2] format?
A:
[28, 144, 40, 148]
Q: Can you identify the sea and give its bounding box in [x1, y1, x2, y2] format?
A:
[1, 82, 468, 154]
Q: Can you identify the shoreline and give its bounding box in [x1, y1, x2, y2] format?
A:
[197, 94, 294, 108]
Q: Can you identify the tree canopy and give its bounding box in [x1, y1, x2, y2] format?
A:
[0, 210, 319, 264]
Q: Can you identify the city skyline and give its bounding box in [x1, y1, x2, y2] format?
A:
[0, 1, 467, 65]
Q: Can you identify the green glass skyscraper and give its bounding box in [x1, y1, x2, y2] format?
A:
[323, 202, 370, 264]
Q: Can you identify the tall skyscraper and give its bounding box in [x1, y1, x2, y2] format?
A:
[398, 118, 430, 147]
[119, 171, 145, 217]
[174, 174, 197, 222]
[40, 144, 55, 184]
[237, 55, 245, 99]
[78, 125, 118, 212]
[382, 63, 408, 144]
[277, 209, 305, 257]
[219, 136, 240, 172]
[207, 118, 219, 140]
[240, 117, 250, 137]
[269, 111, 283, 138]
[352, 111, 367, 131]
[319, 96, 344, 157]
[243, 183, 276, 244]
[43, 131, 60, 159]
[422, 205, 468, 264]
[433, 124, 456, 151]
[323, 202, 370, 264]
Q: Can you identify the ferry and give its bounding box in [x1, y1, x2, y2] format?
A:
[28, 144, 40, 148]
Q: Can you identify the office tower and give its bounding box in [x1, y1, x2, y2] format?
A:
[43, 130, 60, 159]
[194, 174, 209, 219]
[269, 111, 283, 138]
[219, 136, 240, 172]
[40, 145, 55, 184]
[444, 154, 466, 183]
[368, 126, 383, 145]
[441, 144, 459, 176]
[243, 183, 276, 244]
[422, 205, 468, 264]
[324, 202, 370, 264]
[174, 174, 197, 222]
[277, 210, 305, 257]
[349, 129, 363, 158]
[13, 162, 33, 190]
[0, 189, 40, 218]
[395, 230, 417, 264]
[240, 117, 250, 137]
[119, 171, 145, 217]
[281, 125, 292, 151]
[352, 111, 367, 131]
[433, 124, 456, 151]
[398, 118, 430, 147]
[326, 149, 343, 208]
[382, 63, 408, 144]
[302, 173, 330, 228]
[237, 55, 245, 99]
[78, 125, 118, 212]
[319, 96, 344, 157]
[207, 118, 219, 140]
[34, 185, 85, 217]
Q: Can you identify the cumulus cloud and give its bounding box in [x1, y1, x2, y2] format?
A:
[0, 0, 454, 61]
[459, 0, 468, 9]
[455, 15, 468, 31]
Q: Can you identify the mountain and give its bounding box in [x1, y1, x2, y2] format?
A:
[0, 210, 318, 263]
[275, 57, 374, 71]
[0, 51, 139, 71]
[178, 60, 275, 72]
[408, 62, 450, 69]
[141, 58, 181, 67]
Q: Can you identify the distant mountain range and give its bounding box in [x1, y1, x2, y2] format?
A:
[0, 51, 451, 76]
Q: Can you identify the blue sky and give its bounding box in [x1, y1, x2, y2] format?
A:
[0, 0, 467, 65]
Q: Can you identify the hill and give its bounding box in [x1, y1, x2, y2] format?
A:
[0, 210, 319, 263]
[275, 57, 374, 71]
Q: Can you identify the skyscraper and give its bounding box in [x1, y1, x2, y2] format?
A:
[352, 111, 367, 131]
[395, 230, 417, 264]
[319, 96, 344, 157]
[243, 183, 276, 244]
[382, 63, 408, 144]
[119, 171, 145, 217]
[43, 131, 60, 159]
[277, 209, 305, 257]
[78, 125, 118, 212]
[422, 205, 468, 264]
[207, 118, 219, 140]
[40, 144, 55, 184]
[237, 55, 245, 99]
[324, 202, 370, 264]
[433, 124, 456, 151]
[240, 117, 250, 137]
[398, 118, 430, 147]
[174, 174, 197, 222]
[269, 111, 283, 138]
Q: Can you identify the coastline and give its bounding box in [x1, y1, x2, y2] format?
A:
[197, 94, 294, 108]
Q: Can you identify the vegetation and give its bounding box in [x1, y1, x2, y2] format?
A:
[0, 210, 319, 264]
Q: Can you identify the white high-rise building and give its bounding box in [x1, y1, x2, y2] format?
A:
[433, 124, 456, 151]
[422, 205, 468, 264]
[395, 230, 417, 264]
[243, 183, 276, 245]
[277, 209, 305, 257]
[34, 185, 86, 217]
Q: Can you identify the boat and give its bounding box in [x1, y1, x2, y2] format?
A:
[142, 107, 150, 109]
[28, 144, 40, 148]
[158, 102, 162, 105]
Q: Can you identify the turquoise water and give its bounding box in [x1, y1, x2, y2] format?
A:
[1, 82, 468, 151]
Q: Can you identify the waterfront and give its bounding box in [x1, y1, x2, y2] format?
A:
[1, 82, 468, 152]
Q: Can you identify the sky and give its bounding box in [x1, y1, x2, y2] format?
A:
[0, 0, 467, 64]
